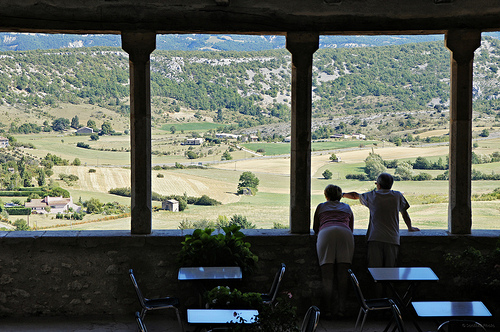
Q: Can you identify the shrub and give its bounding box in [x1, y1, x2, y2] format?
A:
[322, 169, 333, 179]
[177, 225, 258, 275]
[194, 195, 222, 206]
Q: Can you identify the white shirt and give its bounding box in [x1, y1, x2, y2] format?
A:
[360, 189, 410, 245]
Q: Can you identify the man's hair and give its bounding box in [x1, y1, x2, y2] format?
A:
[377, 172, 394, 189]
[324, 184, 342, 201]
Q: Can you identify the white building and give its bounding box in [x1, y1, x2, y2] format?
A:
[162, 199, 179, 212]
[25, 196, 81, 214]
[352, 133, 366, 139]
[0, 136, 9, 148]
[184, 138, 204, 145]
[216, 133, 241, 140]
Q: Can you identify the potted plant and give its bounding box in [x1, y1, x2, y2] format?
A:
[204, 286, 300, 332]
[177, 224, 258, 275]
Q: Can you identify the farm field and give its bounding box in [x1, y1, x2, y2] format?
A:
[4, 127, 499, 232]
[25, 139, 497, 231]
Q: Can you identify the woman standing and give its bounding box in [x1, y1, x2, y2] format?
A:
[313, 184, 354, 318]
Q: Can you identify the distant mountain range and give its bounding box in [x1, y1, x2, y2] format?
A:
[2, 32, 498, 52]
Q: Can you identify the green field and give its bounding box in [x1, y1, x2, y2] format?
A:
[4, 128, 500, 232]
[160, 122, 222, 132]
[241, 140, 378, 156]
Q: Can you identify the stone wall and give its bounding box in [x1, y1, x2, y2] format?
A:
[0, 229, 498, 320]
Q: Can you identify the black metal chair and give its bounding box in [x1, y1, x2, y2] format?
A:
[389, 299, 405, 332]
[129, 269, 184, 332]
[348, 269, 394, 332]
[261, 263, 286, 305]
[135, 311, 148, 332]
[437, 320, 487, 332]
[300, 306, 321, 332]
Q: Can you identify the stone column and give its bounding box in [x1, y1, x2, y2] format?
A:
[286, 32, 319, 234]
[121, 32, 156, 235]
[445, 30, 481, 234]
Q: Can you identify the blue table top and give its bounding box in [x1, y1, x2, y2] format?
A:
[178, 266, 243, 280]
[187, 309, 259, 324]
[412, 301, 492, 318]
[368, 267, 439, 282]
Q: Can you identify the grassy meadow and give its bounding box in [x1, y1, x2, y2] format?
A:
[4, 125, 500, 232]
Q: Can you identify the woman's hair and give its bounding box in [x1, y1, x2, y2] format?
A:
[324, 184, 342, 201]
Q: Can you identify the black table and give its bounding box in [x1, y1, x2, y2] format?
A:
[369, 267, 439, 332]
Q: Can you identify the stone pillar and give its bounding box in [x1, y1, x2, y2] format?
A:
[445, 30, 481, 234]
[286, 32, 319, 234]
[121, 32, 156, 235]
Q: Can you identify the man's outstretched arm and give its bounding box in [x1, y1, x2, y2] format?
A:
[342, 192, 360, 200]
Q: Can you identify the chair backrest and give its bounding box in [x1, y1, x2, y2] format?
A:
[268, 263, 286, 302]
[129, 269, 147, 308]
[300, 306, 320, 332]
[135, 311, 148, 332]
[348, 269, 368, 310]
[389, 299, 405, 332]
[437, 320, 487, 332]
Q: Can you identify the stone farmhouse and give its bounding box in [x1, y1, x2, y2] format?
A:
[24, 196, 81, 214]
[161, 199, 179, 212]
[76, 126, 94, 134]
[183, 137, 203, 145]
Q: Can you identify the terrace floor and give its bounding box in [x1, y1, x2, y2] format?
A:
[0, 313, 440, 332]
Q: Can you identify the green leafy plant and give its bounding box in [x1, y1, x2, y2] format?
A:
[204, 288, 299, 332]
[205, 286, 262, 309]
[444, 237, 500, 296]
[177, 225, 258, 274]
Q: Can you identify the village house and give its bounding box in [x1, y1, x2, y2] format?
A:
[330, 134, 344, 139]
[161, 199, 179, 212]
[25, 196, 81, 214]
[76, 126, 94, 135]
[183, 137, 203, 145]
[0, 136, 9, 148]
[352, 133, 366, 139]
[216, 133, 241, 140]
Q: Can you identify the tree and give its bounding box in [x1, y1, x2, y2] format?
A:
[52, 117, 70, 131]
[186, 150, 198, 159]
[322, 169, 333, 179]
[87, 119, 98, 131]
[101, 121, 113, 135]
[49, 187, 70, 198]
[237, 171, 259, 194]
[364, 152, 387, 180]
[222, 151, 232, 160]
[90, 133, 99, 141]
[37, 168, 46, 187]
[85, 197, 104, 214]
[329, 153, 338, 162]
[71, 115, 80, 129]
[170, 125, 176, 134]
[395, 161, 414, 180]
[479, 129, 490, 137]
[72, 158, 81, 166]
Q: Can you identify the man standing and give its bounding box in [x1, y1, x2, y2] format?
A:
[343, 172, 419, 267]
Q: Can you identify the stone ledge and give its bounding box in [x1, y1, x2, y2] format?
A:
[1, 228, 499, 239]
